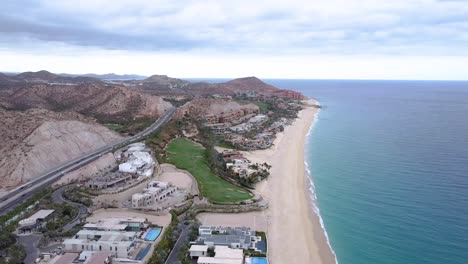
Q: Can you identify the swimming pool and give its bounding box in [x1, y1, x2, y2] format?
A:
[144, 228, 162, 241]
[251, 257, 268, 264]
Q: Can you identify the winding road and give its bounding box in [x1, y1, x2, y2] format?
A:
[0, 107, 176, 216]
[52, 185, 88, 231]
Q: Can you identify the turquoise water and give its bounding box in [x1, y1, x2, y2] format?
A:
[144, 228, 162, 241]
[266, 80, 468, 264]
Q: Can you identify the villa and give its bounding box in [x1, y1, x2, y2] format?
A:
[131, 181, 177, 208]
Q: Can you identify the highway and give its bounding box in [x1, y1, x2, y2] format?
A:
[0, 107, 176, 216]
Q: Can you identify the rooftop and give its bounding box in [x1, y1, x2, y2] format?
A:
[189, 245, 209, 252]
[28, 209, 55, 219]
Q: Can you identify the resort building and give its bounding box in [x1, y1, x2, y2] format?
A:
[83, 217, 147, 232]
[197, 246, 244, 264]
[115, 142, 158, 177]
[189, 245, 209, 258]
[195, 226, 266, 253]
[248, 114, 268, 125]
[18, 209, 55, 232]
[63, 217, 148, 259]
[86, 173, 133, 190]
[131, 181, 176, 208]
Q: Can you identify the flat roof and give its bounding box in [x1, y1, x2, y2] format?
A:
[197, 257, 243, 264]
[189, 245, 208, 252]
[215, 246, 244, 259]
[29, 209, 55, 220]
[84, 223, 128, 230]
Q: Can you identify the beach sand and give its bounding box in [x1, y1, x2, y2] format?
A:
[197, 100, 336, 264]
[246, 99, 335, 264]
[196, 100, 335, 263]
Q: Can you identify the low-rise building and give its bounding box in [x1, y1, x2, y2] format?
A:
[197, 246, 244, 264]
[116, 142, 158, 177]
[195, 226, 265, 253]
[189, 245, 209, 258]
[64, 230, 136, 258]
[131, 181, 177, 208]
[86, 173, 133, 190]
[18, 209, 55, 232]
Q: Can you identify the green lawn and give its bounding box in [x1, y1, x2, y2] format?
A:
[166, 138, 252, 203]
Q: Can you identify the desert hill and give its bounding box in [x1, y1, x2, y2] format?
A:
[0, 74, 172, 123]
[0, 108, 123, 189]
[14, 70, 100, 84]
[132, 75, 281, 96]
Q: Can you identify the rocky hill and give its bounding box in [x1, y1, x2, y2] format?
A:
[0, 72, 172, 123]
[0, 108, 123, 189]
[133, 75, 280, 96]
[129, 74, 191, 95]
[176, 98, 259, 119]
[189, 76, 279, 95]
[13, 70, 100, 84]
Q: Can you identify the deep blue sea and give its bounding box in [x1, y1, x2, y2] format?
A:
[264, 80, 468, 264]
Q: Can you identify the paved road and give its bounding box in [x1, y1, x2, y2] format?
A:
[52, 185, 88, 231]
[165, 212, 197, 264]
[0, 107, 176, 216]
[17, 234, 42, 264]
[165, 222, 191, 264]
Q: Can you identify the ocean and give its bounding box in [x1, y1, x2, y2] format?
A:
[265, 80, 468, 264]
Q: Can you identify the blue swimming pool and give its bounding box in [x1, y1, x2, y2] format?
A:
[144, 228, 162, 241]
[251, 257, 268, 264]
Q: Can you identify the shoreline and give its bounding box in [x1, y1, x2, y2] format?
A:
[197, 99, 336, 263]
[247, 99, 336, 264]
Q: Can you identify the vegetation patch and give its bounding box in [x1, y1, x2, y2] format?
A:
[148, 211, 180, 264]
[166, 138, 252, 203]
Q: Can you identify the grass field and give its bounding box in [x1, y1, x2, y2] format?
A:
[166, 138, 252, 203]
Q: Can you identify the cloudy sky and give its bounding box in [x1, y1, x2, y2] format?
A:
[1, 0, 468, 79]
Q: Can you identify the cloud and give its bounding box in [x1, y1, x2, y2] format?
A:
[1, 0, 468, 79]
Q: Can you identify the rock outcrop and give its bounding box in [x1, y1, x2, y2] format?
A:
[0, 108, 123, 189]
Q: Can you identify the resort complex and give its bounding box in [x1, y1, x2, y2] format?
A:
[0, 74, 312, 264]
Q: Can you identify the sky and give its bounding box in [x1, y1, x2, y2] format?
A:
[1, 0, 468, 80]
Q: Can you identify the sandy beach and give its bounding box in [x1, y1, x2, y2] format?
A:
[204, 100, 335, 264]
[259, 99, 335, 264]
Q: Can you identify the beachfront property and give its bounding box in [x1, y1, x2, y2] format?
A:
[131, 180, 177, 208]
[18, 209, 55, 232]
[195, 246, 244, 264]
[195, 226, 266, 253]
[62, 217, 156, 260]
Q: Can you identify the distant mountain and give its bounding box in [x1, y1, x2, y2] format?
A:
[185, 76, 280, 95]
[0, 72, 17, 84]
[0, 71, 172, 123]
[60, 73, 147, 80]
[11, 70, 100, 84]
[136, 75, 281, 96]
[15, 70, 60, 82]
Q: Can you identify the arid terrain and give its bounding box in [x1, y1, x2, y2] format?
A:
[0, 71, 172, 123]
[0, 108, 122, 189]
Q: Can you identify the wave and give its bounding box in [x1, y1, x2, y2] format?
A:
[305, 104, 339, 264]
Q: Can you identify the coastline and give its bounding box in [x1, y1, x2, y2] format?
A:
[245, 99, 336, 264]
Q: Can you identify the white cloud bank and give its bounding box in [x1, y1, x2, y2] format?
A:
[1, 0, 468, 79]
